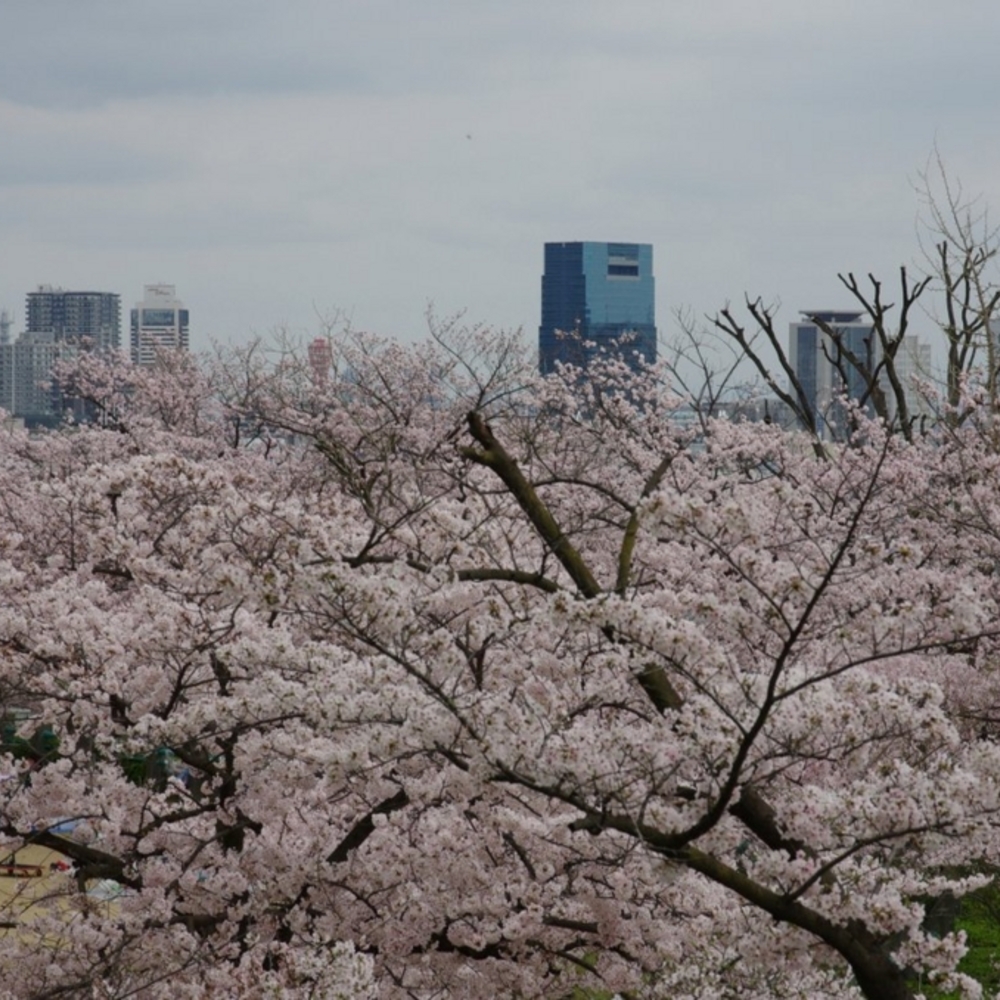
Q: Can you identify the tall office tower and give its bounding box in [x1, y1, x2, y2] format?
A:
[26, 286, 121, 351]
[539, 242, 656, 375]
[789, 311, 932, 438]
[789, 311, 874, 439]
[130, 285, 189, 366]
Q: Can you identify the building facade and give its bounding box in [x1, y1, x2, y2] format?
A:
[890, 335, 933, 426]
[0, 286, 120, 424]
[26, 286, 120, 351]
[307, 337, 333, 386]
[130, 285, 189, 366]
[0, 332, 72, 424]
[539, 242, 656, 375]
[789, 310, 931, 438]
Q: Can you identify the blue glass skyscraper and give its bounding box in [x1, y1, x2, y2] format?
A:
[539, 242, 656, 375]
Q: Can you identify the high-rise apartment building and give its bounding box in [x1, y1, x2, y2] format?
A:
[789, 310, 931, 438]
[0, 286, 120, 424]
[0, 332, 69, 423]
[26, 286, 120, 351]
[130, 285, 189, 366]
[539, 242, 656, 375]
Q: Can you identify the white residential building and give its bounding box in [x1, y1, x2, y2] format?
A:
[0, 331, 77, 424]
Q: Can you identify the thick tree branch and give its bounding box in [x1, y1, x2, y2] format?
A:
[461, 411, 602, 599]
[462, 411, 683, 714]
[327, 789, 410, 865]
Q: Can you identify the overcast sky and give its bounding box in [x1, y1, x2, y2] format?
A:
[3, 0, 1000, 353]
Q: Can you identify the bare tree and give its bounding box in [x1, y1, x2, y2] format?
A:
[660, 308, 766, 432]
[915, 148, 1000, 417]
[712, 267, 932, 445]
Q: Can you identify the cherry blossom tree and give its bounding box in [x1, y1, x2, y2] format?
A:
[2, 329, 1000, 998]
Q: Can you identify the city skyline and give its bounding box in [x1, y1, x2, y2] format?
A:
[0, 283, 192, 424]
[4, 4, 1000, 353]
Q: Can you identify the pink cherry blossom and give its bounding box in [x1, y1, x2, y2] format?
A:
[1, 329, 1000, 999]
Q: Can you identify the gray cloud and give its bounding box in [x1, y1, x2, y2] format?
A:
[3, 1, 1000, 351]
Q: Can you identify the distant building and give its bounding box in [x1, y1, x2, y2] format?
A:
[0, 286, 120, 424]
[889, 336, 933, 427]
[0, 332, 75, 425]
[539, 242, 656, 375]
[307, 338, 332, 386]
[720, 395, 799, 429]
[130, 285, 189, 366]
[789, 310, 871, 437]
[789, 310, 931, 438]
[26, 286, 120, 351]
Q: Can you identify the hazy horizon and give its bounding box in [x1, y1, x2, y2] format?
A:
[4, 1, 1000, 353]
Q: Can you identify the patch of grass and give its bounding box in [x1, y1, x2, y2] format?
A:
[954, 886, 1000, 994]
[922, 881, 1000, 998]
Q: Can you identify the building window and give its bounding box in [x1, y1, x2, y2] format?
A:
[141, 310, 177, 327]
[607, 243, 639, 259]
